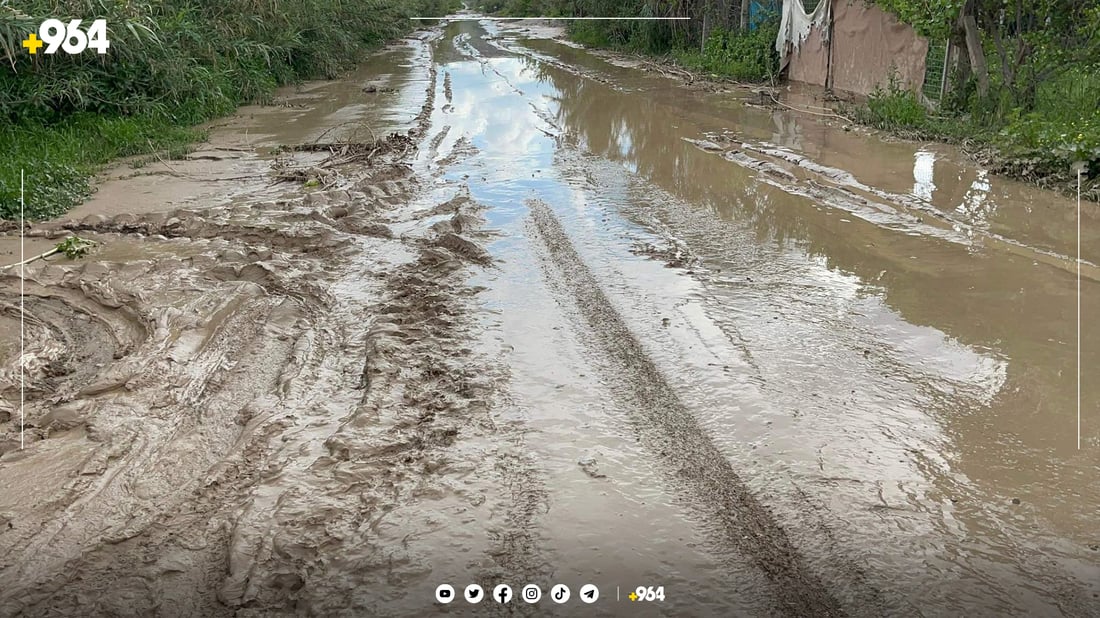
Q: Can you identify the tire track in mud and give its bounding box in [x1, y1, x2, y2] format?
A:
[0, 27, 560, 617]
[410, 49, 556, 600]
[224, 192, 549, 616]
[0, 245, 325, 616]
[526, 199, 849, 617]
[0, 34, 450, 616]
[204, 67, 550, 614]
[216, 196, 506, 615]
[418, 35, 558, 604]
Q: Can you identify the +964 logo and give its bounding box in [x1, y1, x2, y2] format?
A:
[22, 19, 110, 55]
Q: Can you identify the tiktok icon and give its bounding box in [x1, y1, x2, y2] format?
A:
[550, 584, 571, 603]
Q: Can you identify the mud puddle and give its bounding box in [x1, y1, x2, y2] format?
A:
[1, 12, 1097, 618]
[420, 16, 1098, 617]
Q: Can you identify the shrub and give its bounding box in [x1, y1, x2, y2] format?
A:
[997, 109, 1100, 177]
[861, 73, 927, 130]
[674, 19, 780, 82]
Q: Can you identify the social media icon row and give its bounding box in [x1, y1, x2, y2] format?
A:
[435, 583, 599, 604]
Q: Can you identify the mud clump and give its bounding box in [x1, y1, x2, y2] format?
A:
[577, 454, 607, 479]
[430, 211, 481, 235]
[434, 232, 492, 264]
[631, 240, 697, 269]
[361, 84, 397, 94]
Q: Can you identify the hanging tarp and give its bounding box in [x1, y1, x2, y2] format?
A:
[749, 0, 780, 30]
[776, 0, 831, 56]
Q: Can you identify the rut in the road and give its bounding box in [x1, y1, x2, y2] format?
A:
[527, 199, 847, 617]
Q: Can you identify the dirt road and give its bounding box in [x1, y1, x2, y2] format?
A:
[1, 15, 1097, 617]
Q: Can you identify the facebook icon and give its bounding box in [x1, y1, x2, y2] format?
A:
[493, 584, 513, 604]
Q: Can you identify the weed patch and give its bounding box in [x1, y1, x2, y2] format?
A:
[849, 68, 1100, 197]
[674, 21, 780, 82]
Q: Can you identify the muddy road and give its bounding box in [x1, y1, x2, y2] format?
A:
[1, 15, 1098, 618]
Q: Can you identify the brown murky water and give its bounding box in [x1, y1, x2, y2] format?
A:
[0, 13, 1096, 618]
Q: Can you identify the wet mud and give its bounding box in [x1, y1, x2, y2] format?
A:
[527, 199, 848, 616]
[1, 13, 1098, 618]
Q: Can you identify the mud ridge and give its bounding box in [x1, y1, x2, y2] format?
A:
[204, 187, 547, 615]
[0, 111, 431, 616]
[685, 136, 1100, 279]
[527, 198, 851, 617]
[413, 58, 438, 136]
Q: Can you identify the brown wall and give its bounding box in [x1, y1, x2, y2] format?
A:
[787, 27, 829, 88]
[784, 0, 929, 97]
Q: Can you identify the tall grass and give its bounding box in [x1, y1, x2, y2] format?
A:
[1, 0, 455, 219]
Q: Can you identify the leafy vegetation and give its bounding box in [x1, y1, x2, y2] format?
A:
[478, 0, 778, 77]
[869, 0, 963, 39]
[675, 20, 780, 81]
[856, 76, 928, 131]
[1, 235, 96, 271]
[55, 235, 96, 259]
[1, 0, 454, 220]
[848, 0, 1100, 194]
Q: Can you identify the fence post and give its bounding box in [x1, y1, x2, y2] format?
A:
[939, 40, 951, 102]
[825, 0, 834, 91]
[702, 10, 709, 51]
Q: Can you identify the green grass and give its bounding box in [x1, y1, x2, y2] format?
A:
[850, 67, 1100, 196]
[850, 75, 935, 133]
[1, 0, 458, 221]
[1, 114, 201, 220]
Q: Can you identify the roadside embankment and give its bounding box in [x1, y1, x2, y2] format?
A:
[0, 0, 457, 220]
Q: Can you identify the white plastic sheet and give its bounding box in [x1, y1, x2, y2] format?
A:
[776, 0, 832, 55]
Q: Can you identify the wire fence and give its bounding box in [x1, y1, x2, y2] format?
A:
[922, 40, 949, 106]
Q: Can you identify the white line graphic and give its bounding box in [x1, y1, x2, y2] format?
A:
[20, 169, 25, 450]
[411, 16, 690, 20]
[1077, 165, 1082, 449]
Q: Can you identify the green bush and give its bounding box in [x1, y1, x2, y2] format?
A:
[860, 73, 928, 130]
[1004, 68, 1100, 175]
[674, 20, 780, 81]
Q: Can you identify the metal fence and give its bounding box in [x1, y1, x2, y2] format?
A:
[922, 40, 949, 106]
